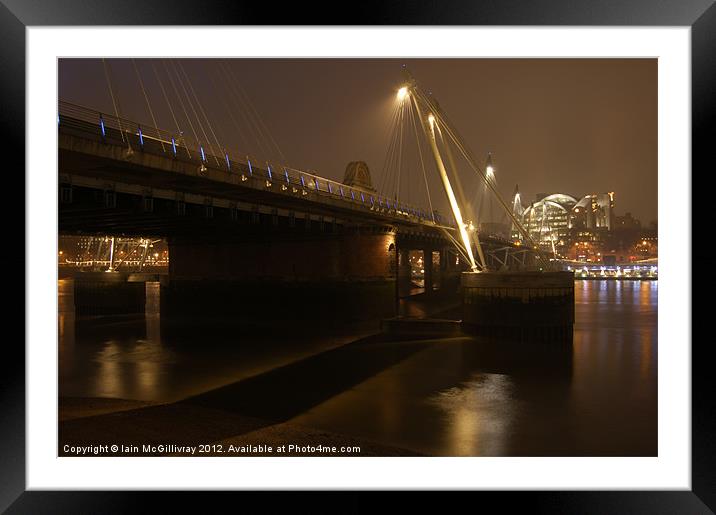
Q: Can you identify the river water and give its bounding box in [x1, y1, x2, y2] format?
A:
[58, 279, 657, 456]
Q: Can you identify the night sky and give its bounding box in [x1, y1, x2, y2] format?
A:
[59, 58, 657, 224]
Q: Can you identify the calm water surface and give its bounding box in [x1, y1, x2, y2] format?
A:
[59, 279, 657, 456]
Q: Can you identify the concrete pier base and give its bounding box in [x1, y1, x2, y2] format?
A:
[73, 273, 146, 315]
[461, 271, 574, 343]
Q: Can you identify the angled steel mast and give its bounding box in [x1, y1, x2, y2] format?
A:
[400, 68, 553, 271]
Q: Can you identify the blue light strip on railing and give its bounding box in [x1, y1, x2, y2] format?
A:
[61, 104, 446, 227]
[267, 165, 273, 179]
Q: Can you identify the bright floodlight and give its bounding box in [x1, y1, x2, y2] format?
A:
[397, 86, 409, 100]
[486, 165, 494, 176]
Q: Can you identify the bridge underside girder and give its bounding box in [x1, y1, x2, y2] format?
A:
[59, 127, 451, 233]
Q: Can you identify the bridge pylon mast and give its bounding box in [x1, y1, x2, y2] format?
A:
[402, 71, 553, 271]
[407, 90, 481, 272]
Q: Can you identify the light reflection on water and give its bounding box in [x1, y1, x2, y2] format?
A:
[292, 280, 657, 456]
[58, 278, 657, 456]
[59, 279, 369, 403]
[427, 373, 515, 456]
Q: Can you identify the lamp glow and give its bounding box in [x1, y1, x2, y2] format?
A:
[397, 86, 409, 101]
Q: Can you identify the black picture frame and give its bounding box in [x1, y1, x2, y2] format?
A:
[2, 0, 710, 511]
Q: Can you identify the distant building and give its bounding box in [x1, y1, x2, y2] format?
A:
[512, 190, 616, 258]
[520, 193, 578, 255]
[571, 192, 615, 231]
[614, 212, 641, 230]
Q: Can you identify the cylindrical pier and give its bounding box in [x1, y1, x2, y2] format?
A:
[461, 271, 574, 343]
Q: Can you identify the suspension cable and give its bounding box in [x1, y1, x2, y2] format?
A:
[101, 59, 129, 148]
[162, 60, 200, 153]
[151, 60, 191, 158]
[395, 99, 405, 200]
[170, 60, 220, 167]
[378, 101, 402, 195]
[406, 98, 435, 221]
[217, 61, 273, 163]
[415, 86, 552, 268]
[177, 61, 225, 167]
[224, 62, 288, 165]
[132, 59, 165, 152]
[206, 62, 252, 159]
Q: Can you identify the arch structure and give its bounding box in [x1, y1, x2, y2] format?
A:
[521, 193, 578, 254]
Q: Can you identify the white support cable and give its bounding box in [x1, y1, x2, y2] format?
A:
[416, 87, 552, 269]
[405, 99, 435, 223]
[409, 91, 477, 271]
[101, 59, 129, 148]
[162, 60, 201, 153]
[171, 60, 220, 167]
[177, 61, 225, 167]
[132, 59, 165, 152]
[227, 64, 288, 165]
[395, 100, 405, 201]
[220, 61, 287, 165]
[217, 61, 274, 163]
[378, 101, 402, 196]
[205, 62, 252, 158]
[151, 60, 190, 158]
[435, 123, 486, 269]
[440, 228, 482, 270]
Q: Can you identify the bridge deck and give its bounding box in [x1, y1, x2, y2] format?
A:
[58, 102, 455, 233]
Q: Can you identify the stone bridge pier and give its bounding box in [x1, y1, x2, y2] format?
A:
[395, 234, 463, 300]
[161, 225, 399, 324]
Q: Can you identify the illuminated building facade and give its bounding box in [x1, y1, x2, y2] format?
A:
[570, 192, 615, 231]
[520, 193, 578, 255]
[511, 189, 616, 258]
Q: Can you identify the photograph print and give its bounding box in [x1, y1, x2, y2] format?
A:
[57, 57, 657, 458]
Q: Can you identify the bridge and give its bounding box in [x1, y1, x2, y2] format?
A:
[58, 102, 523, 318]
[58, 63, 547, 324]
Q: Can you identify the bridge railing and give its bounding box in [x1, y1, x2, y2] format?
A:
[58, 101, 454, 229]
